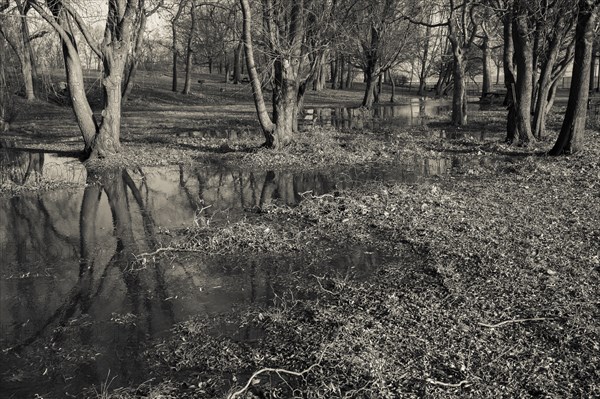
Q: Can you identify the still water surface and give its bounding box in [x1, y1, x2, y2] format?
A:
[0, 147, 454, 396]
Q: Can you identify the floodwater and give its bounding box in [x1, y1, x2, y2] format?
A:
[299, 99, 451, 131]
[0, 149, 454, 397]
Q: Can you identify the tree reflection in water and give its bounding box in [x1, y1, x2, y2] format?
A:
[1, 166, 180, 396]
[0, 153, 454, 396]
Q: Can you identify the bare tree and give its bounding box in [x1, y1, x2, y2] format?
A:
[0, 0, 41, 101]
[344, 0, 415, 107]
[240, 0, 333, 148]
[29, 0, 146, 158]
[405, 0, 481, 125]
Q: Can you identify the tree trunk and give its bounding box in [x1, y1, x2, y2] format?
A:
[345, 59, 352, 88]
[418, 25, 431, 96]
[123, 12, 147, 101]
[330, 57, 338, 89]
[171, 1, 187, 92]
[512, 12, 535, 144]
[590, 50, 598, 92]
[15, 0, 35, 101]
[362, 72, 377, 107]
[532, 33, 561, 139]
[502, 8, 517, 142]
[49, 5, 97, 152]
[389, 70, 395, 103]
[550, 0, 597, 155]
[481, 34, 491, 95]
[448, 33, 467, 126]
[182, 0, 196, 95]
[233, 40, 243, 84]
[239, 0, 275, 144]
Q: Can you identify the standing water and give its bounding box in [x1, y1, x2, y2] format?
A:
[0, 148, 454, 397]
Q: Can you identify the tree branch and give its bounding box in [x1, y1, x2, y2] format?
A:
[62, 3, 102, 58]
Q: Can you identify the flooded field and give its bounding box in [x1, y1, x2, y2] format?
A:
[0, 148, 455, 397]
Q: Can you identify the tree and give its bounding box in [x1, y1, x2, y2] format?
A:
[239, 0, 333, 148]
[345, 0, 415, 107]
[122, 0, 164, 101]
[550, 0, 599, 155]
[29, 0, 146, 158]
[182, 0, 197, 94]
[166, 0, 188, 92]
[406, 0, 481, 126]
[0, 0, 40, 101]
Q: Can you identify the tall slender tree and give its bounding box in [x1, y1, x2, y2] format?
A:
[550, 0, 599, 155]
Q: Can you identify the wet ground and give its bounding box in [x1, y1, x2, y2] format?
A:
[299, 99, 452, 131]
[0, 141, 456, 397]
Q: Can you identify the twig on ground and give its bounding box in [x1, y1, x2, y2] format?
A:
[477, 317, 555, 328]
[228, 350, 326, 399]
[136, 247, 204, 258]
[426, 378, 470, 388]
[311, 274, 338, 295]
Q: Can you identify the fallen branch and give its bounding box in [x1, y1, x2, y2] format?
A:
[426, 378, 470, 388]
[311, 274, 338, 295]
[228, 351, 325, 399]
[477, 317, 555, 329]
[135, 247, 203, 258]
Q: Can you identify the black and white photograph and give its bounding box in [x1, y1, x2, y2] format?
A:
[1, 0, 599, 397]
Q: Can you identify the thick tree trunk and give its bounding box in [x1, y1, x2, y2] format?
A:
[49, 5, 98, 152]
[362, 72, 377, 107]
[270, 58, 297, 147]
[512, 12, 535, 144]
[550, 1, 597, 155]
[450, 44, 467, 126]
[338, 54, 345, 89]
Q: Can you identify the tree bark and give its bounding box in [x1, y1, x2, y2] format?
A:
[481, 33, 491, 95]
[122, 11, 147, 101]
[239, 0, 275, 143]
[182, 0, 197, 95]
[512, 10, 535, 144]
[418, 25, 431, 96]
[171, 0, 187, 92]
[389, 70, 395, 103]
[233, 40, 243, 84]
[448, 18, 467, 126]
[15, 0, 35, 101]
[550, 0, 597, 155]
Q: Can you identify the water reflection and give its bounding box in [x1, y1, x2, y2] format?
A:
[0, 152, 453, 396]
[300, 100, 451, 131]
